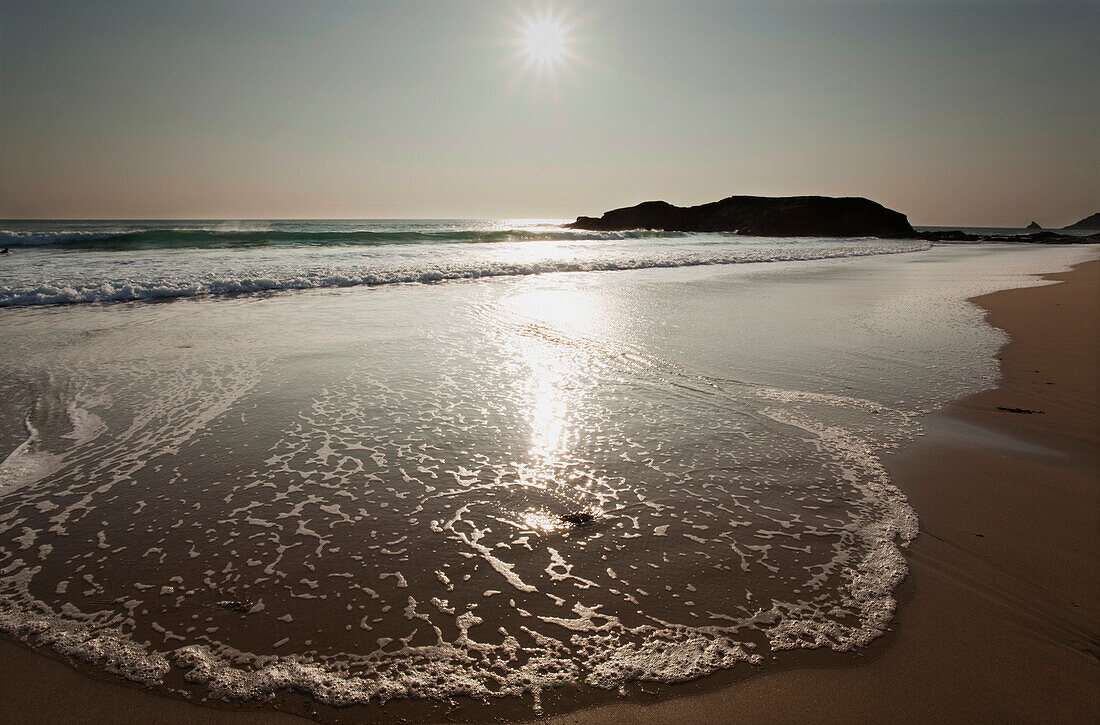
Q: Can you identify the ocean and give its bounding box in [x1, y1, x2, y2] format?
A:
[0, 220, 1093, 717]
[0, 219, 934, 307]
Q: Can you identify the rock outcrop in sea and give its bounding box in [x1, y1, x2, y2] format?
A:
[567, 196, 1100, 244]
[566, 195, 917, 238]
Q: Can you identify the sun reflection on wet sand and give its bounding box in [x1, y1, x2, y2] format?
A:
[502, 286, 612, 527]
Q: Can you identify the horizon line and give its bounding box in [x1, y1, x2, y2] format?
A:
[0, 216, 1085, 229]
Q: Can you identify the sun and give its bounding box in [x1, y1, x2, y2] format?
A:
[520, 15, 568, 68]
[504, 7, 585, 91]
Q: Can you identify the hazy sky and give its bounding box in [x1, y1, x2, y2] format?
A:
[1, 0, 1097, 225]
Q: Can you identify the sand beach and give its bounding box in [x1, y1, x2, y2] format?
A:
[551, 258, 1100, 724]
[0, 252, 1095, 724]
[3, 2, 1098, 722]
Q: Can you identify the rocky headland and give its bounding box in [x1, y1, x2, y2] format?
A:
[1063, 212, 1100, 230]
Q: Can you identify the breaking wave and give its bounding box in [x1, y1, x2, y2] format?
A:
[0, 241, 930, 307]
[0, 227, 682, 249]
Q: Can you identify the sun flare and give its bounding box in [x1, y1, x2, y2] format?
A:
[520, 15, 568, 67]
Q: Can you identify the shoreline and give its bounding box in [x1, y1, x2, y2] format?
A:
[545, 257, 1100, 724]
[1, 256, 1097, 724]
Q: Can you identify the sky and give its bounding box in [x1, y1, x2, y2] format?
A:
[1, 0, 1097, 226]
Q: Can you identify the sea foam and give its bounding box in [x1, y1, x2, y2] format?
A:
[0, 237, 929, 307]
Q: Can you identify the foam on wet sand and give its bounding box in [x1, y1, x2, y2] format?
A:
[0, 244, 1096, 723]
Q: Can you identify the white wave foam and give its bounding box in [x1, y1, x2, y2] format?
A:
[0, 417, 63, 493]
[0, 241, 930, 307]
[0, 230, 137, 245]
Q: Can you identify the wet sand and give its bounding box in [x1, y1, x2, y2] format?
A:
[547, 257, 1100, 724]
[2, 258, 1097, 724]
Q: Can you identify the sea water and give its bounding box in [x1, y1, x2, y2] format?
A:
[0, 219, 933, 307]
[0, 220, 1094, 715]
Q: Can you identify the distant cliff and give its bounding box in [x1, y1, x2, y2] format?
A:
[1063, 213, 1100, 230]
[566, 195, 916, 238]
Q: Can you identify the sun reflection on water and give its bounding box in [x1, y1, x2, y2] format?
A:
[501, 285, 613, 522]
[519, 507, 566, 533]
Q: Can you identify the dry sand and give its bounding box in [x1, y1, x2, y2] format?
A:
[2, 258, 1097, 724]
